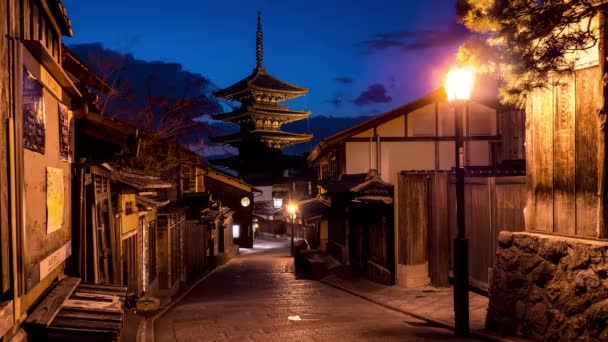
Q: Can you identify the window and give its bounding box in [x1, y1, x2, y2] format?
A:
[233, 225, 240, 238]
[125, 201, 134, 215]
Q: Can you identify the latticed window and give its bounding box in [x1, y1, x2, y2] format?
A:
[183, 166, 196, 192]
[125, 201, 134, 215]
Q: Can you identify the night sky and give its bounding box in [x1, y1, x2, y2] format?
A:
[63, 0, 468, 118]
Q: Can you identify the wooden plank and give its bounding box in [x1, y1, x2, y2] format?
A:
[0, 301, 14, 338]
[51, 317, 122, 332]
[465, 183, 492, 286]
[401, 175, 428, 265]
[62, 299, 122, 314]
[25, 277, 81, 327]
[55, 309, 123, 322]
[575, 67, 600, 237]
[553, 73, 576, 235]
[71, 292, 118, 302]
[428, 174, 449, 286]
[531, 84, 554, 231]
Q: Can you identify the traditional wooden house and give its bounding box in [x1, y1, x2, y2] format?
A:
[486, 8, 608, 340]
[182, 162, 256, 248]
[309, 87, 525, 286]
[0, 1, 127, 340]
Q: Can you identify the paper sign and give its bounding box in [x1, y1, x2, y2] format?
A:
[47, 167, 64, 233]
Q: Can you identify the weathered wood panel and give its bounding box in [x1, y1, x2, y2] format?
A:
[530, 85, 555, 231]
[575, 67, 600, 237]
[398, 175, 428, 265]
[466, 182, 492, 287]
[0, 0, 10, 294]
[554, 74, 576, 235]
[24, 277, 80, 327]
[428, 174, 449, 286]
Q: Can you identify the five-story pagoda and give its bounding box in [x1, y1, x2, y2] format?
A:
[211, 11, 312, 184]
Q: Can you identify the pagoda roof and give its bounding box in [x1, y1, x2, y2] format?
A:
[214, 67, 308, 101]
[213, 130, 312, 144]
[211, 104, 310, 123]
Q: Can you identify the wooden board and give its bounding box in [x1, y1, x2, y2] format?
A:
[575, 67, 600, 237]
[554, 74, 576, 235]
[398, 175, 428, 265]
[530, 86, 555, 231]
[428, 174, 449, 286]
[25, 277, 80, 327]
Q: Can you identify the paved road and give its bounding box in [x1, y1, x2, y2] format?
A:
[154, 237, 481, 341]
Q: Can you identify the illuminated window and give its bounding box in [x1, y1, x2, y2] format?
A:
[233, 225, 240, 238]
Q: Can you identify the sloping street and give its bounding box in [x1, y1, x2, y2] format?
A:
[153, 237, 482, 341]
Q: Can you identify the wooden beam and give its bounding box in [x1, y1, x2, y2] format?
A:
[24, 277, 80, 327]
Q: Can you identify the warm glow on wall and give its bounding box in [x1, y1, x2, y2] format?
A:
[445, 67, 475, 102]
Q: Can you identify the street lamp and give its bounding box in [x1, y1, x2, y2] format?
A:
[445, 66, 475, 337]
[287, 203, 298, 256]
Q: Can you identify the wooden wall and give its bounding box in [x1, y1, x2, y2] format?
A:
[526, 67, 600, 238]
[397, 172, 525, 290]
[447, 176, 526, 290]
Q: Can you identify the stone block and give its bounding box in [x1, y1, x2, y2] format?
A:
[530, 260, 556, 288]
[513, 234, 539, 253]
[539, 238, 568, 264]
[488, 233, 608, 340]
[497, 231, 514, 249]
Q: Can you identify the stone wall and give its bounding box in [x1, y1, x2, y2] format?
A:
[487, 231, 608, 341]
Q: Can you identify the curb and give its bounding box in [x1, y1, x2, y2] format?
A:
[144, 255, 240, 342]
[319, 279, 509, 342]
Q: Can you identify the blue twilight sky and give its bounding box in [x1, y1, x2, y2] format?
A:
[63, 0, 468, 118]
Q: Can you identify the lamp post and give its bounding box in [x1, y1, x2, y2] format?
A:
[445, 66, 475, 337]
[287, 203, 297, 256]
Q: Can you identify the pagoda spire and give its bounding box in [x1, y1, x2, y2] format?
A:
[256, 11, 264, 70]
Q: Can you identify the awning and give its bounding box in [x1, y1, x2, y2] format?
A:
[24, 277, 127, 341]
[136, 194, 170, 208]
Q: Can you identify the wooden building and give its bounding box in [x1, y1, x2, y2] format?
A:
[182, 162, 256, 248]
[0, 1, 127, 340]
[486, 8, 608, 340]
[308, 88, 520, 285]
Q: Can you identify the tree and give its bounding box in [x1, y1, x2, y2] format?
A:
[456, 0, 601, 108]
[69, 43, 223, 174]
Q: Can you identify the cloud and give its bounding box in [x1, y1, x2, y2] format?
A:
[353, 84, 392, 106]
[334, 77, 354, 84]
[355, 23, 471, 54]
[326, 92, 344, 107]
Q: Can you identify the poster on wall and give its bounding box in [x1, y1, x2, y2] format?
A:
[58, 104, 73, 162]
[23, 69, 46, 154]
[46, 167, 64, 233]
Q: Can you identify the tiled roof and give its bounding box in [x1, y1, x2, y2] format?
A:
[114, 171, 174, 190]
[214, 68, 307, 99]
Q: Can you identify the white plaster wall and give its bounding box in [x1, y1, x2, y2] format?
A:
[377, 115, 405, 137]
[407, 104, 435, 137]
[468, 102, 497, 136]
[437, 102, 455, 136]
[380, 141, 435, 183]
[439, 141, 455, 170]
[256, 186, 273, 202]
[467, 141, 491, 166]
[346, 141, 377, 174]
[352, 128, 374, 138]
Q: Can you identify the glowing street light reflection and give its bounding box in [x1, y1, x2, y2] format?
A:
[445, 66, 475, 102]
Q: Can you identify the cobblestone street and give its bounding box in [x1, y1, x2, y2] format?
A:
[154, 237, 482, 341]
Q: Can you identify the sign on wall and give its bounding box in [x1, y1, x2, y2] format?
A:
[39, 241, 71, 281]
[58, 104, 73, 162]
[23, 69, 45, 154]
[46, 167, 64, 233]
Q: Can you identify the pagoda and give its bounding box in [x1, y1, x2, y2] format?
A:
[211, 11, 313, 184]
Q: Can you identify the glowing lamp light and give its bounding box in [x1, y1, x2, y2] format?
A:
[287, 203, 297, 215]
[445, 66, 476, 102]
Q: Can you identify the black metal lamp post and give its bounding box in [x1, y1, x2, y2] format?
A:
[445, 67, 475, 337]
[287, 203, 297, 256]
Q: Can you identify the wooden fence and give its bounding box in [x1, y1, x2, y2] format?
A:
[398, 172, 526, 291]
